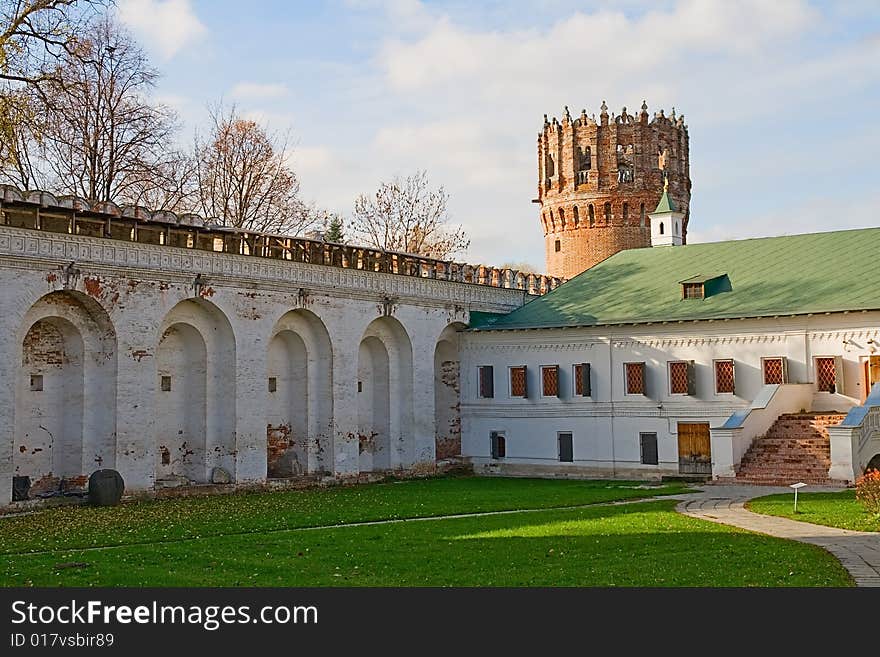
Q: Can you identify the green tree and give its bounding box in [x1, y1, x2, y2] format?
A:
[325, 214, 344, 243]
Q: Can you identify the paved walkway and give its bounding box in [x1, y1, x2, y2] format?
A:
[677, 486, 880, 587]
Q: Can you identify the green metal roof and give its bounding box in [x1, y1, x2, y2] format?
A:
[470, 228, 880, 330]
[679, 273, 726, 284]
[653, 187, 677, 213]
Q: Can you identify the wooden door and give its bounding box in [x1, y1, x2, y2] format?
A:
[870, 357, 880, 391]
[678, 423, 711, 474]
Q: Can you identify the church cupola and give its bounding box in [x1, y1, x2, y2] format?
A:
[650, 176, 684, 247]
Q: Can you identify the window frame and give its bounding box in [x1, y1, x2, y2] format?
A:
[761, 356, 787, 386]
[682, 283, 704, 299]
[477, 365, 495, 399]
[639, 432, 659, 466]
[490, 431, 506, 459]
[713, 359, 736, 395]
[815, 356, 843, 394]
[508, 365, 528, 399]
[667, 360, 691, 396]
[572, 363, 592, 397]
[624, 361, 647, 396]
[540, 364, 560, 398]
[558, 431, 574, 463]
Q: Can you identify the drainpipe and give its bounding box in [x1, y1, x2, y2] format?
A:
[608, 336, 616, 478]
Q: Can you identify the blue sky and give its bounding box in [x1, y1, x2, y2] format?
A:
[117, 0, 880, 269]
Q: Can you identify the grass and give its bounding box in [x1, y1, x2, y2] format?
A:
[748, 490, 880, 533]
[0, 476, 687, 555]
[0, 477, 853, 587]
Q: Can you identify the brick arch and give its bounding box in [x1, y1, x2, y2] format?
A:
[434, 322, 467, 460]
[357, 316, 414, 472]
[14, 290, 118, 497]
[155, 298, 236, 485]
[266, 309, 334, 477]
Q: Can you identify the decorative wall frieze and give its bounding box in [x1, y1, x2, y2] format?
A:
[0, 227, 526, 312]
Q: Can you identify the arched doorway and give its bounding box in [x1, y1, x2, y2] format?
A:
[357, 317, 413, 472]
[14, 291, 117, 496]
[156, 299, 235, 485]
[267, 309, 333, 477]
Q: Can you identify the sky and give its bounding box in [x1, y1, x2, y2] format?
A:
[115, 0, 880, 270]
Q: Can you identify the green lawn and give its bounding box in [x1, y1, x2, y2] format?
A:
[0, 477, 853, 587]
[0, 477, 686, 555]
[748, 490, 880, 532]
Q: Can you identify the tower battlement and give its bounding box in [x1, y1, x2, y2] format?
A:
[537, 101, 691, 279]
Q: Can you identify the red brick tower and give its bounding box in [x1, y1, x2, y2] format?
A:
[537, 101, 691, 279]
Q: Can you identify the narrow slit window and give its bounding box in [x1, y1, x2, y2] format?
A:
[490, 432, 506, 459]
[160, 375, 172, 392]
[268, 377, 278, 393]
[29, 374, 43, 392]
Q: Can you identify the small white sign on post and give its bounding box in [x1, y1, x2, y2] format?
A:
[790, 482, 807, 513]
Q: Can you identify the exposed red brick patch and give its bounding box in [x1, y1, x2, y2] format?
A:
[83, 276, 103, 298]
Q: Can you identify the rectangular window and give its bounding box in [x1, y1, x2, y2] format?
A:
[714, 359, 735, 394]
[541, 365, 559, 397]
[29, 374, 43, 392]
[558, 432, 573, 462]
[762, 357, 786, 385]
[640, 433, 659, 465]
[682, 283, 704, 299]
[268, 377, 278, 393]
[816, 357, 837, 393]
[509, 366, 527, 398]
[669, 361, 690, 395]
[625, 362, 645, 395]
[160, 375, 172, 392]
[554, 239, 561, 252]
[490, 431, 506, 459]
[573, 363, 591, 397]
[478, 366, 494, 399]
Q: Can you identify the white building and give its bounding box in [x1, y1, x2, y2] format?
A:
[460, 192, 880, 484]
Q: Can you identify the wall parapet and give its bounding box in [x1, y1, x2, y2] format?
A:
[0, 185, 563, 297]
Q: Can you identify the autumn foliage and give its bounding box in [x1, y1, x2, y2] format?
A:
[855, 469, 880, 516]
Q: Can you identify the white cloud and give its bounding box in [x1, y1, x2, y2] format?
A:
[117, 0, 207, 60]
[230, 82, 290, 102]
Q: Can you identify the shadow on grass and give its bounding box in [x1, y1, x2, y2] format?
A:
[1, 502, 852, 588]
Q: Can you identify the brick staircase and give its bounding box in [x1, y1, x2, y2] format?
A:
[732, 412, 847, 486]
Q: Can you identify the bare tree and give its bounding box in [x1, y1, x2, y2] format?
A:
[350, 170, 469, 259]
[37, 16, 180, 203]
[0, 1, 109, 95]
[193, 104, 317, 235]
[500, 261, 538, 274]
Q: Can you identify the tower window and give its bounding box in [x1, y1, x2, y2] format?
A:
[573, 206, 579, 227]
[640, 203, 646, 226]
[29, 374, 43, 392]
[546, 154, 555, 178]
[604, 203, 611, 222]
[589, 204, 595, 227]
[618, 165, 633, 183]
[268, 377, 278, 393]
[554, 239, 561, 252]
[160, 375, 172, 392]
[623, 202, 629, 223]
[659, 222, 665, 235]
[578, 146, 591, 171]
[558, 207, 565, 229]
